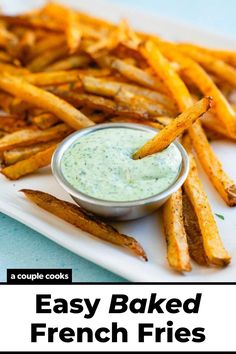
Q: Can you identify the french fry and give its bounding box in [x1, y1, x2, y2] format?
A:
[139, 40, 193, 111]
[45, 55, 91, 72]
[0, 115, 27, 133]
[0, 50, 14, 63]
[111, 58, 167, 94]
[0, 124, 71, 152]
[133, 97, 212, 159]
[114, 88, 175, 117]
[0, 15, 63, 32]
[178, 45, 236, 87]
[66, 10, 81, 54]
[0, 73, 94, 130]
[178, 43, 236, 68]
[27, 46, 68, 72]
[182, 191, 208, 266]
[182, 134, 231, 266]
[2, 144, 57, 180]
[21, 189, 148, 261]
[162, 189, 191, 272]
[0, 62, 29, 75]
[189, 121, 236, 206]
[18, 30, 36, 62]
[25, 70, 80, 86]
[3, 141, 58, 165]
[51, 88, 169, 119]
[81, 76, 176, 111]
[158, 42, 236, 136]
[32, 113, 60, 130]
[201, 112, 236, 141]
[27, 35, 65, 60]
[140, 40, 236, 204]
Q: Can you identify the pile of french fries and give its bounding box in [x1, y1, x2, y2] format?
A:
[0, 2, 235, 271]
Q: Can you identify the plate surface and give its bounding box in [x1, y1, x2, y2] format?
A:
[0, 0, 236, 282]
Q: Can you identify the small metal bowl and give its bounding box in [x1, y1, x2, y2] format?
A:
[52, 123, 189, 220]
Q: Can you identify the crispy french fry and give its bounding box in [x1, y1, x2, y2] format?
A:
[111, 58, 167, 93]
[140, 40, 236, 204]
[32, 113, 60, 129]
[0, 74, 94, 130]
[133, 97, 212, 159]
[0, 50, 14, 63]
[178, 45, 236, 87]
[0, 15, 63, 32]
[0, 124, 71, 152]
[182, 134, 231, 266]
[182, 191, 208, 266]
[140, 40, 193, 111]
[201, 112, 236, 141]
[27, 35, 65, 60]
[0, 115, 27, 133]
[0, 62, 29, 75]
[189, 121, 236, 206]
[158, 42, 236, 136]
[114, 88, 175, 117]
[81, 76, 176, 111]
[25, 70, 80, 86]
[3, 141, 58, 165]
[27, 46, 68, 72]
[18, 30, 36, 61]
[51, 88, 169, 120]
[45, 55, 91, 72]
[2, 145, 57, 180]
[178, 43, 236, 68]
[163, 189, 191, 272]
[21, 189, 147, 260]
[66, 10, 81, 54]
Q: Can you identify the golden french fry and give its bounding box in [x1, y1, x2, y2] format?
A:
[0, 124, 71, 152]
[44, 55, 91, 72]
[201, 112, 236, 141]
[66, 10, 81, 54]
[178, 45, 236, 87]
[3, 141, 59, 165]
[0, 115, 27, 133]
[111, 57, 167, 94]
[189, 121, 236, 206]
[81, 76, 176, 111]
[133, 97, 212, 159]
[163, 188, 191, 272]
[27, 46, 68, 72]
[0, 62, 29, 75]
[140, 40, 193, 111]
[52, 88, 169, 120]
[182, 134, 231, 266]
[32, 113, 60, 129]
[0, 73, 94, 130]
[178, 43, 236, 68]
[2, 144, 57, 180]
[21, 189, 147, 261]
[158, 42, 236, 136]
[182, 191, 208, 266]
[27, 35, 65, 60]
[24, 70, 80, 86]
[114, 88, 175, 117]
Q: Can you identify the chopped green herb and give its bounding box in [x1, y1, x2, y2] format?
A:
[215, 213, 224, 220]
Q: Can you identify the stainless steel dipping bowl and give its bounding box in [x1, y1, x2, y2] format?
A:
[51, 123, 189, 220]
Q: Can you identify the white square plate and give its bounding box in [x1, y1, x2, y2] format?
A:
[1, 0, 236, 281]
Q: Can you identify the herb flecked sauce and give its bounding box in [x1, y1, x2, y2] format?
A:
[61, 128, 182, 202]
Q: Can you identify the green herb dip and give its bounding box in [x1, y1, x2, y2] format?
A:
[61, 128, 182, 202]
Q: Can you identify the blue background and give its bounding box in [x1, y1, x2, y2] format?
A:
[1, 0, 235, 282]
